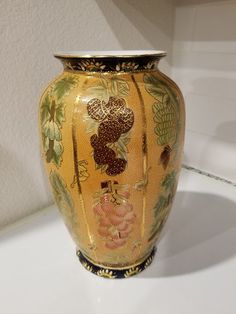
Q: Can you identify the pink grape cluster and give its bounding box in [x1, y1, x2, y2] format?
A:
[93, 191, 136, 249]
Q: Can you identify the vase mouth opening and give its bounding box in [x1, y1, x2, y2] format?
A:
[54, 50, 167, 59]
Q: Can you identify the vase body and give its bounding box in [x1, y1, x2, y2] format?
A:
[39, 51, 185, 278]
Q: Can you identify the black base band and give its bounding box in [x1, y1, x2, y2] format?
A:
[76, 247, 156, 279]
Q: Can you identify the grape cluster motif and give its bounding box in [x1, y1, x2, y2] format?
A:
[93, 182, 136, 249]
[87, 97, 134, 176]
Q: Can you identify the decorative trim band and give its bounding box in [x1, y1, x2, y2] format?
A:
[76, 247, 156, 279]
[55, 56, 165, 73]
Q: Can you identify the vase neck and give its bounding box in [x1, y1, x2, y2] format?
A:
[54, 50, 166, 73]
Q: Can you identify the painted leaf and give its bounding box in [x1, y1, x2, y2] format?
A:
[149, 171, 177, 241]
[45, 141, 62, 167]
[78, 161, 89, 182]
[144, 73, 178, 104]
[52, 150, 61, 167]
[100, 164, 107, 173]
[50, 171, 74, 209]
[144, 73, 179, 147]
[116, 141, 127, 159]
[41, 77, 78, 168]
[153, 196, 167, 217]
[110, 77, 129, 97]
[87, 85, 108, 102]
[54, 76, 77, 99]
[161, 171, 176, 191]
[152, 101, 177, 146]
[55, 102, 66, 126]
[49, 171, 78, 232]
[117, 137, 128, 153]
[43, 135, 49, 151]
[83, 113, 99, 134]
[113, 132, 130, 160]
[120, 131, 131, 145]
[79, 171, 89, 181]
[54, 140, 63, 156]
[78, 164, 87, 172]
[95, 163, 102, 170]
[144, 74, 166, 102]
[87, 77, 129, 102]
[43, 120, 61, 141]
[95, 163, 107, 172]
[41, 94, 51, 126]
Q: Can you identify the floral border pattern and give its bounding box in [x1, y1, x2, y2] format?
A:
[59, 57, 162, 72]
[76, 247, 156, 279]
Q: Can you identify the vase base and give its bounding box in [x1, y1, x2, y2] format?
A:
[76, 247, 156, 279]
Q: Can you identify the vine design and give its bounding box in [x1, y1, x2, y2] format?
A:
[49, 170, 79, 232]
[70, 160, 90, 188]
[40, 76, 78, 167]
[148, 171, 177, 242]
[87, 76, 130, 103]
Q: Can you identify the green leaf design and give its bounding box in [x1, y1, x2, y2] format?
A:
[50, 171, 74, 209]
[144, 74, 177, 105]
[52, 149, 62, 167]
[40, 75, 77, 168]
[95, 163, 107, 173]
[153, 196, 167, 217]
[144, 73, 180, 150]
[41, 94, 51, 126]
[110, 77, 129, 96]
[161, 171, 176, 191]
[95, 163, 102, 170]
[54, 139, 63, 156]
[149, 171, 177, 242]
[152, 101, 177, 146]
[87, 76, 129, 102]
[54, 76, 77, 99]
[43, 135, 49, 150]
[113, 131, 130, 160]
[100, 164, 107, 173]
[55, 102, 66, 126]
[43, 120, 61, 141]
[50, 171, 78, 230]
[144, 74, 166, 102]
[83, 113, 99, 134]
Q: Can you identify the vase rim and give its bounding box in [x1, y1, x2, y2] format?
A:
[54, 50, 167, 59]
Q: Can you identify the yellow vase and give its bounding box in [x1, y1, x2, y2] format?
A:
[39, 51, 185, 278]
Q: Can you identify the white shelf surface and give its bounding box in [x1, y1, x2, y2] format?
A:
[1, 168, 236, 314]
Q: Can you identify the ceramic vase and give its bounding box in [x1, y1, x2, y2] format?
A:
[39, 50, 185, 278]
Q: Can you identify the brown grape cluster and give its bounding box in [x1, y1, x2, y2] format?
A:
[87, 97, 134, 176]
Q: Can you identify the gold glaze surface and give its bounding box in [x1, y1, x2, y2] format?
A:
[39, 53, 185, 277]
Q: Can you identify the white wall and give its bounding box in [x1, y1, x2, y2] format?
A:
[0, 0, 175, 227]
[173, 0, 236, 181]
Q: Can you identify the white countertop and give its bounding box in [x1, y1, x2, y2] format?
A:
[1, 168, 236, 314]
